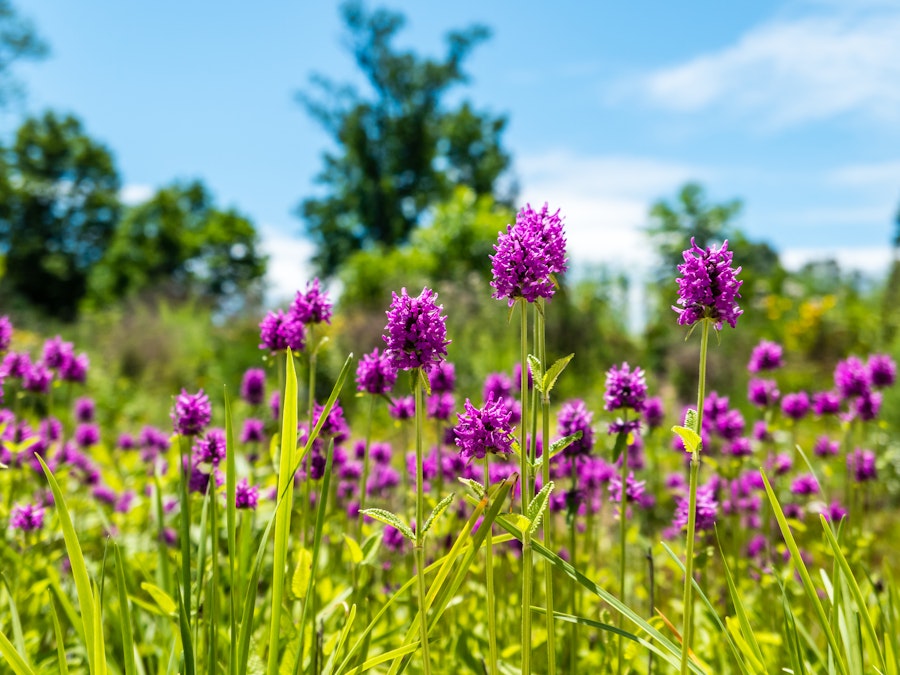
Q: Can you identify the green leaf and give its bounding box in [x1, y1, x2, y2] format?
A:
[114, 544, 137, 675]
[291, 547, 313, 600]
[531, 606, 641, 642]
[418, 368, 432, 397]
[542, 353, 574, 396]
[457, 477, 485, 499]
[526, 481, 554, 536]
[672, 425, 701, 455]
[611, 430, 629, 463]
[360, 508, 415, 541]
[0, 630, 34, 675]
[422, 493, 455, 536]
[141, 582, 177, 616]
[684, 409, 698, 434]
[343, 535, 364, 565]
[527, 355, 543, 394]
[534, 431, 583, 470]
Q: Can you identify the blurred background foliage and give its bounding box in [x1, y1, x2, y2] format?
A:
[0, 0, 897, 433]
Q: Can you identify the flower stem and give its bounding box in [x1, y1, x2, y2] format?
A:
[414, 372, 433, 675]
[484, 458, 499, 675]
[680, 319, 710, 675]
[617, 424, 629, 675]
[519, 299, 530, 513]
[358, 395, 377, 523]
[522, 533, 533, 675]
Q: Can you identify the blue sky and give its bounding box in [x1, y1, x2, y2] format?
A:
[13, 0, 900, 302]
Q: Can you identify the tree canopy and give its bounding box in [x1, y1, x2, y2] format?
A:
[298, 0, 513, 277]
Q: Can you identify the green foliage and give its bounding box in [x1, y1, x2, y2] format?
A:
[297, 1, 513, 276]
[0, 0, 47, 108]
[86, 180, 267, 313]
[0, 111, 121, 319]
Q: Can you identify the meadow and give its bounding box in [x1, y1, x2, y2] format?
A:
[1, 207, 899, 675]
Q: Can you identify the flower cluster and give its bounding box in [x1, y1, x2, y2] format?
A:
[258, 278, 333, 354]
[382, 287, 449, 372]
[673, 238, 743, 330]
[171, 389, 212, 436]
[490, 203, 567, 306]
[454, 397, 515, 463]
[356, 349, 398, 395]
[557, 399, 594, 458]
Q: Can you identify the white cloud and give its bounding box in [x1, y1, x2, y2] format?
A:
[631, 2, 900, 127]
[780, 244, 892, 273]
[827, 160, 900, 191]
[258, 224, 315, 307]
[119, 183, 154, 205]
[517, 150, 704, 269]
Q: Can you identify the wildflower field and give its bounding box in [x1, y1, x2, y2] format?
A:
[3, 204, 900, 675]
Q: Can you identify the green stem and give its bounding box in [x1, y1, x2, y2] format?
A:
[207, 481, 219, 674]
[519, 299, 532, 675]
[177, 434, 194, 672]
[569, 469, 578, 672]
[617, 425, 629, 675]
[522, 534, 533, 675]
[414, 371, 433, 675]
[484, 458, 499, 675]
[358, 395, 377, 521]
[303, 344, 318, 545]
[679, 319, 710, 675]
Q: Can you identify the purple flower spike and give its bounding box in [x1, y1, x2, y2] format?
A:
[240, 368, 266, 406]
[75, 423, 100, 449]
[454, 396, 515, 462]
[290, 278, 332, 325]
[603, 362, 647, 413]
[674, 484, 718, 532]
[428, 361, 456, 394]
[356, 349, 398, 395]
[235, 478, 260, 509]
[847, 448, 876, 482]
[490, 203, 568, 306]
[867, 354, 896, 388]
[642, 397, 665, 429]
[10, 502, 45, 531]
[42, 336, 74, 370]
[853, 391, 882, 421]
[172, 389, 212, 436]
[557, 399, 594, 457]
[812, 391, 841, 416]
[23, 362, 53, 394]
[748, 340, 784, 373]
[813, 435, 839, 457]
[382, 287, 449, 372]
[781, 391, 810, 420]
[790, 473, 819, 496]
[388, 395, 415, 421]
[193, 428, 227, 469]
[241, 418, 266, 444]
[259, 309, 306, 353]
[748, 378, 780, 408]
[483, 372, 513, 403]
[673, 238, 743, 330]
[0, 316, 12, 352]
[59, 352, 89, 383]
[74, 397, 95, 423]
[834, 356, 870, 400]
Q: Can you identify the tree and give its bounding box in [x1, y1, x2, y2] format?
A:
[298, 0, 513, 277]
[0, 111, 121, 320]
[87, 180, 267, 312]
[0, 0, 47, 108]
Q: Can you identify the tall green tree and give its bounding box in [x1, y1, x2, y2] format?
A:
[0, 0, 47, 107]
[298, 0, 513, 276]
[0, 111, 121, 319]
[87, 180, 267, 312]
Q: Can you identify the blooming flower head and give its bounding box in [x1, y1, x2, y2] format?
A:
[428, 361, 456, 394]
[673, 238, 743, 330]
[490, 203, 568, 306]
[557, 399, 594, 457]
[483, 372, 513, 403]
[847, 448, 876, 482]
[454, 396, 515, 462]
[853, 391, 882, 421]
[748, 378, 780, 408]
[382, 287, 449, 372]
[603, 362, 647, 413]
[781, 391, 811, 420]
[867, 354, 896, 388]
[834, 356, 870, 400]
[42, 336, 74, 370]
[812, 391, 841, 416]
[240, 418, 266, 444]
[813, 435, 839, 457]
[355, 348, 398, 395]
[235, 478, 260, 509]
[790, 473, 819, 496]
[290, 278, 332, 325]
[193, 428, 227, 470]
[172, 389, 212, 436]
[10, 502, 44, 531]
[311, 401, 349, 442]
[23, 362, 53, 394]
[715, 408, 745, 441]
[240, 368, 266, 406]
[642, 397, 665, 429]
[59, 352, 89, 383]
[608, 471, 646, 504]
[388, 395, 415, 421]
[673, 484, 718, 533]
[748, 340, 784, 373]
[0, 316, 12, 352]
[75, 423, 100, 449]
[426, 392, 455, 421]
[74, 397, 95, 423]
[259, 309, 306, 353]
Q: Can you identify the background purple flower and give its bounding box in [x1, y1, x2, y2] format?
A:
[557, 399, 594, 457]
[454, 396, 515, 462]
[235, 478, 260, 509]
[847, 448, 876, 482]
[428, 361, 456, 393]
[642, 396, 665, 429]
[193, 428, 227, 469]
[673, 484, 718, 533]
[172, 388, 212, 436]
[259, 309, 306, 352]
[781, 391, 810, 420]
[834, 356, 870, 400]
[356, 348, 398, 395]
[0, 316, 12, 352]
[867, 354, 896, 388]
[748, 340, 784, 372]
[812, 391, 841, 416]
[74, 397, 95, 423]
[240, 368, 266, 406]
[382, 287, 449, 372]
[241, 418, 266, 444]
[10, 502, 44, 531]
[59, 353, 89, 383]
[673, 238, 743, 330]
[748, 378, 780, 408]
[290, 278, 332, 325]
[388, 395, 415, 421]
[603, 362, 647, 413]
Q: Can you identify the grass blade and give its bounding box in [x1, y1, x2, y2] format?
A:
[224, 386, 239, 675]
[0, 630, 34, 675]
[113, 543, 137, 675]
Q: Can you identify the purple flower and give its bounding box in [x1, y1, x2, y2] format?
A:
[10, 502, 44, 531]
[383, 524, 408, 552]
[115, 491, 135, 513]
[673, 485, 718, 533]
[23, 362, 53, 394]
[483, 372, 514, 403]
[40, 417, 63, 442]
[388, 395, 415, 421]
[259, 309, 306, 353]
[748, 378, 780, 408]
[769, 452, 793, 476]
[193, 428, 227, 469]
[867, 354, 896, 388]
[0, 316, 12, 352]
[426, 392, 455, 421]
[724, 437, 753, 457]
[428, 361, 456, 393]
[790, 474, 819, 496]
[312, 401, 349, 442]
[93, 484, 118, 505]
[240, 368, 266, 406]
[74, 397, 95, 423]
[453, 396, 515, 462]
[117, 433, 135, 451]
[603, 362, 647, 413]
[382, 287, 449, 372]
[813, 435, 839, 457]
[514, 362, 534, 392]
[812, 391, 841, 416]
[715, 409, 745, 440]
[240, 418, 266, 444]
[834, 356, 870, 400]
[59, 353, 89, 383]
[781, 391, 810, 420]
[673, 238, 743, 330]
[290, 278, 332, 325]
[821, 501, 847, 523]
[172, 389, 212, 436]
[42, 336, 74, 370]
[642, 397, 665, 429]
[608, 471, 646, 504]
[355, 349, 398, 395]
[269, 391, 280, 421]
[748, 340, 784, 373]
[235, 478, 260, 509]
[752, 420, 771, 442]
[852, 391, 882, 421]
[847, 448, 876, 482]
[139, 426, 171, 453]
[75, 423, 100, 448]
[557, 399, 594, 457]
[490, 203, 568, 306]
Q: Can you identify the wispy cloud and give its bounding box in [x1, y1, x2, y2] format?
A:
[259, 224, 314, 306]
[780, 244, 892, 273]
[629, 2, 900, 128]
[119, 183, 154, 205]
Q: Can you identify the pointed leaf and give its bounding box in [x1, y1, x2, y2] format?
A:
[0, 630, 34, 675]
[684, 409, 699, 434]
[360, 508, 415, 541]
[527, 355, 544, 394]
[422, 493, 456, 536]
[141, 582, 177, 616]
[542, 353, 574, 396]
[526, 481, 554, 536]
[291, 547, 313, 600]
[343, 535, 364, 565]
[457, 477, 486, 499]
[611, 429, 629, 463]
[672, 425, 701, 455]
